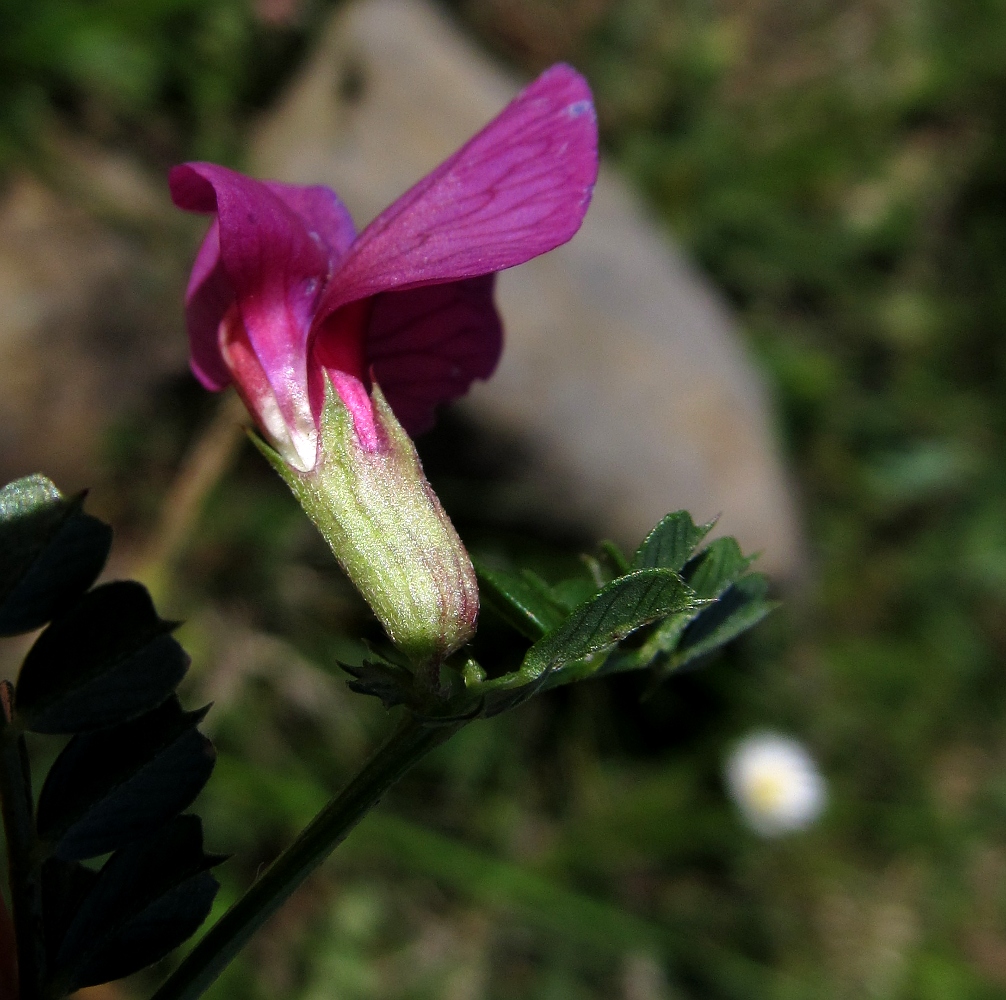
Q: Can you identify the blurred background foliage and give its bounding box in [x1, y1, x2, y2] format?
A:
[0, 0, 325, 169]
[6, 0, 1006, 997]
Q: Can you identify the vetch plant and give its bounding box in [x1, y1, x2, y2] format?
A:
[169, 63, 596, 667]
[0, 63, 778, 1000]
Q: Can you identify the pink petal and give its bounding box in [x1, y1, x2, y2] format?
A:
[170, 163, 333, 467]
[175, 173, 357, 393]
[366, 276, 502, 435]
[263, 180, 357, 259]
[314, 63, 598, 320]
[310, 299, 381, 450]
[184, 218, 233, 390]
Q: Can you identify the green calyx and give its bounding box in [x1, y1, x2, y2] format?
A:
[253, 380, 478, 666]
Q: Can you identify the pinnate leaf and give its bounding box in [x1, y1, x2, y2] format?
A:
[37, 697, 216, 860]
[468, 514, 774, 710]
[518, 569, 701, 681]
[48, 816, 221, 993]
[476, 569, 701, 715]
[0, 475, 221, 993]
[16, 581, 189, 733]
[0, 475, 111, 637]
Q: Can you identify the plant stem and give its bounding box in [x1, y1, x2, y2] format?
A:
[150, 712, 462, 1000]
[0, 681, 44, 1000]
[137, 390, 247, 604]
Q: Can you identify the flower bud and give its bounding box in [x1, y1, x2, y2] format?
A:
[254, 377, 478, 664]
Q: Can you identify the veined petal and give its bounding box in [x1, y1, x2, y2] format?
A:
[367, 277, 502, 435]
[170, 163, 334, 469]
[314, 63, 598, 320]
[181, 181, 356, 391]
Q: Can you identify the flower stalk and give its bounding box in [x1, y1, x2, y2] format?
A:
[150, 713, 464, 1000]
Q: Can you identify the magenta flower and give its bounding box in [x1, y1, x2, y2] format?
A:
[169, 63, 598, 473]
[169, 64, 597, 663]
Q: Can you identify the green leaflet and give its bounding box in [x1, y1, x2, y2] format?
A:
[474, 559, 569, 640]
[632, 511, 715, 574]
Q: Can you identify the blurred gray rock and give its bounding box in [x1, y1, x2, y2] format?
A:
[252, 0, 802, 576]
[0, 146, 185, 493]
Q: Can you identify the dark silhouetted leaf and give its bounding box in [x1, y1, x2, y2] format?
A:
[50, 816, 222, 993]
[42, 859, 99, 961]
[474, 559, 569, 640]
[81, 873, 219, 986]
[38, 697, 215, 860]
[632, 511, 713, 574]
[16, 581, 189, 733]
[0, 475, 111, 637]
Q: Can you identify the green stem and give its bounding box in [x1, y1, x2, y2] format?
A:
[150, 712, 462, 1000]
[0, 681, 44, 1000]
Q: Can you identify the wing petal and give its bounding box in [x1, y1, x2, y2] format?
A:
[315, 63, 597, 320]
[366, 276, 502, 435]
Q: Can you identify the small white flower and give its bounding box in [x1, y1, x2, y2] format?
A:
[726, 732, 825, 836]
